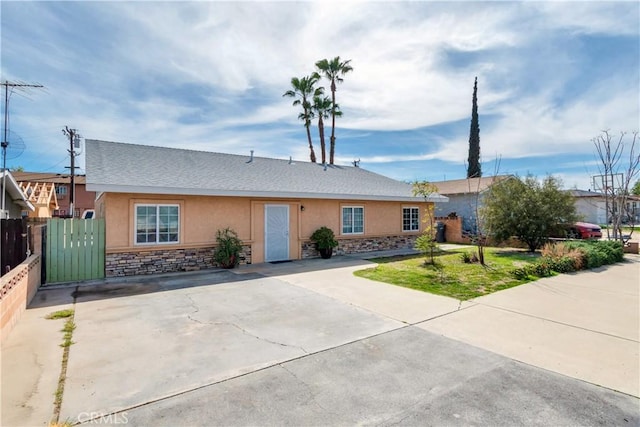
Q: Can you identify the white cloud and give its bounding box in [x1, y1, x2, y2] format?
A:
[2, 1, 638, 178]
[531, 1, 640, 37]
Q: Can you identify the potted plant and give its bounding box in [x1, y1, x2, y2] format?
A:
[214, 227, 243, 269]
[310, 226, 338, 259]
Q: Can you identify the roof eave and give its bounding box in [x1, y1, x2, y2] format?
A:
[16, 200, 35, 211]
[86, 184, 448, 203]
[2, 172, 35, 211]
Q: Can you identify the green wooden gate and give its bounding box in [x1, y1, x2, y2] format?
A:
[46, 218, 105, 283]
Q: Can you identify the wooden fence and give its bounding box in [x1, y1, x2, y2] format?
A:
[46, 218, 105, 284]
[1, 218, 28, 276]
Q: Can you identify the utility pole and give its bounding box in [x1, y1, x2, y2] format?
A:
[1, 80, 44, 218]
[62, 126, 80, 218]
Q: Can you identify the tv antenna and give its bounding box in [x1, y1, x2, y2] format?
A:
[1, 80, 44, 218]
[1, 130, 26, 166]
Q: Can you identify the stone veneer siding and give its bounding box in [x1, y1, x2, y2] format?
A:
[106, 245, 252, 277]
[302, 235, 419, 259]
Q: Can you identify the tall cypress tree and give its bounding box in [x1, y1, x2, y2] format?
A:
[467, 77, 481, 178]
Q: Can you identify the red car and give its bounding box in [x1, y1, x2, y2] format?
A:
[568, 222, 602, 239]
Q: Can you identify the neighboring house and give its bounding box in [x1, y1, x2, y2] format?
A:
[85, 140, 447, 277]
[570, 190, 607, 225]
[13, 171, 96, 218]
[571, 189, 640, 225]
[16, 179, 58, 219]
[625, 196, 640, 224]
[431, 175, 512, 234]
[0, 170, 35, 219]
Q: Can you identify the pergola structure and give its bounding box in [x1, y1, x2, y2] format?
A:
[18, 181, 58, 218]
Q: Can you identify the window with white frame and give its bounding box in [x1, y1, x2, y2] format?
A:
[342, 206, 364, 234]
[135, 204, 179, 244]
[402, 207, 420, 231]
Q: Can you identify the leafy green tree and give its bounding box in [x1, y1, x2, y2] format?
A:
[482, 175, 578, 252]
[633, 180, 640, 196]
[312, 95, 335, 165]
[467, 77, 481, 178]
[412, 181, 440, 264]
[315, 56, 353, 164]
[283, 74, 323, 163]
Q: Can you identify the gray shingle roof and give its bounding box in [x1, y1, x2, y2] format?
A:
[85, 140, 447, 202]
[431, 175, 512, 195]
[13, 171, 87, 185]
[568, 189, 605, 198]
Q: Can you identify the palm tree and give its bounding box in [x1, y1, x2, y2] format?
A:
[315, 56, 353, 164]
[312, 95, 333, 165]
[283, 74, 322, 163]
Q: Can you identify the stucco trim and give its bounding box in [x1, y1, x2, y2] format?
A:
[87, 184, 448, 203]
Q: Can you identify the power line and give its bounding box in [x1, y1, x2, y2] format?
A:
[1, 80, 45, 218]
[43, 156, 71, 171]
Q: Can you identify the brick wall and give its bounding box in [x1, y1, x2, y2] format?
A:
[302, 235, 419, 258]
[105, 245, 252, 277]
[435, 217, 471, 244]
[435, 216, 529, 249]
[1, 255, 41, 343]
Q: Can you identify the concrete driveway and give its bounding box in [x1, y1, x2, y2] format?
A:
[2, 254, 638, 426]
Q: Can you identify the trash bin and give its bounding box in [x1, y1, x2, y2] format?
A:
[436, 222, 446, 243]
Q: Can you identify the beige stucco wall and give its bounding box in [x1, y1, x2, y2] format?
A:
[298, 199, 427, 237]
[101, 193, 430, 264]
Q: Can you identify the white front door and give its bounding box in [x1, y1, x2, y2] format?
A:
[265, 205, 289, 262]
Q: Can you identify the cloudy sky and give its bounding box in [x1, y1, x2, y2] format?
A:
[1, 1, 638, 189]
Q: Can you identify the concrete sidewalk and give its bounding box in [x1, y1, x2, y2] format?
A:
[419, 257, 640, 397]
[262, 260, 462, 325]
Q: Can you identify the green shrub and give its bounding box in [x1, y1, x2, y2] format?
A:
[564, 240, 623, 269]
[549, 256, 576, 273]
[513, 240, 623, 278]
[460, 251, 479, 263]
[214, 227, 243, 269]
[310, 226, 338, 250]
[588, 250, 607, 268]
[598, 240, 624, 262]
[541, 242, 586, 270]
[532, 260, 554, 277]
[511, 265, 533, 280]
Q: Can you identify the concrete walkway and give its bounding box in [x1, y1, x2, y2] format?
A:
[234, 253, 462, 325]
[1, 288, 75, 426]
[1, 250, 638, 426]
